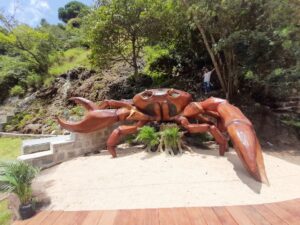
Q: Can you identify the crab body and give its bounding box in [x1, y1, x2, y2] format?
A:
[58, 88, 268, 184]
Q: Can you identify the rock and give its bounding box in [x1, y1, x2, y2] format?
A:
[79, 70, 94, 80]
[7, 193, 21, 220]
[23, 124, 43, 134]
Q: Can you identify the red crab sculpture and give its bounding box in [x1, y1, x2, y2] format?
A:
[58, 88, 268, 184]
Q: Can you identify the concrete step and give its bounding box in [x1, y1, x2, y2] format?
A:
[22, 135, 72, 154]
[18, 150, 55, 169]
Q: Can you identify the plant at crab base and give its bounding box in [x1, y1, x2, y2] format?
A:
[0, 161, 39, 220]
[158, 124, 185, 156]
[135, 126, 160, 152]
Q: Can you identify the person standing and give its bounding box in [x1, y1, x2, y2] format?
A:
[202, 67, 215, 94]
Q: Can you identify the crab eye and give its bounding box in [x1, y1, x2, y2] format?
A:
[168, 90, 180, 98]
[141, 90, 153, 99]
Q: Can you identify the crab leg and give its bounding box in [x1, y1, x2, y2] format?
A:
[107, 121, 147, 157]
[200, 97, 269, 184]
[176, 116, 228, 155]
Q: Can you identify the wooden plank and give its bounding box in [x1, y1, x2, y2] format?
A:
[144, 209, 159, 225]
[26, 211, 52, 225]
[241, 206, 271, 225]
[251, 204, 287, 225]
[265, 202, 299, 224]
[225, 206, 253, 225]
[13, 220, 29, 225]
[114, 209, 136, 225]
[73, 211, 89, 225]
[212, 207, 238, 225]
[50, 211, 81, 225]
[40, 211, 64, 225]
[184, 207, 207, 225]
[97, 210, 117, 225]
[159, 208, 179, 225]
[81, 211, 103, 225]
[134, 209, 159, 225]
[279, 200, 300, 219]
[171, 208, 193, 225]
[200, 207, 222, 225]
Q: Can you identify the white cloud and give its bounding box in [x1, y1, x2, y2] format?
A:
[8, 0, 51, 26]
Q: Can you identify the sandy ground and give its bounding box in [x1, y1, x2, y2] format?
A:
[33, 144, 300, 210]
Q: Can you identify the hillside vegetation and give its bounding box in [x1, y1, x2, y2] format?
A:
[0, 0, 299, 136]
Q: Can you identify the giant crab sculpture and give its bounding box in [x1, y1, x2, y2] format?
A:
[58, 88, 268, 184]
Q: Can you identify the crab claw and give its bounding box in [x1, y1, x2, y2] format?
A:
[57, 109, 121, 133]
[58, 97, 131, 133]
[227, 122, 269, 185]
[69, 97, 99, 111]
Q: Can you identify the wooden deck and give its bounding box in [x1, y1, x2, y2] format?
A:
[13, 199, 300, 225]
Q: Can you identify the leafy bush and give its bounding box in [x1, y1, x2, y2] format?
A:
[0, 161, 39, 205]
[9, 85, 25, 97]
[160, 126, 181, 150]
[143, 45, 174, 84]
[136, 126, 159, 151]
[25, 73, 42, 89]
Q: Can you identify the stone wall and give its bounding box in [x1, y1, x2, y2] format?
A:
[19, 125, 118, 169]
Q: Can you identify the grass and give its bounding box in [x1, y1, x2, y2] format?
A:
[0, 137, 22, 224]
[0, 137, 22, 160]
[0, 200, 11, 225]
[49, 47, 91, 76]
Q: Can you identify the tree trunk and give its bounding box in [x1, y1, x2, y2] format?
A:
[132, 36, 139, 77]
[181, 0, 228, 96]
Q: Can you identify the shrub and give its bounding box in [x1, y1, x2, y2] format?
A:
[136, 126, 159, 151]
[43, 76, 55, 88]
[9, 85, 25, 97]
[160, 126, 181, 150]
[0, 161, 39, 205]
[25, 73, 42, 89]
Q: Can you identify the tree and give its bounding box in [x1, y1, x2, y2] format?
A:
[182, 0, 300, 99]
[0, 24, 54, 74]
[58, 1, 89, 23]
[87, 0, 178, 76]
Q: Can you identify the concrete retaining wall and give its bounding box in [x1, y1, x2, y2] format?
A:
[19, 125, 118, 169]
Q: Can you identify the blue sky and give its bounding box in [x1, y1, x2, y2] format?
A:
[0, 0, 95, 27]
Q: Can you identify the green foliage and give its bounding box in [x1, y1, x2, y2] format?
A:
[160, 126, 180, 149]
[0, 56, 29, 101]
[26, 73, 42, 89]
[0, 161, 39, 205]
[58, 1, 89, 23]
[0, 200, 11, 225]
[3, 112, 32, 131]
[9, 85, 25, 97]
[136, 126, 160, 148]
[0, 24, 54, 74]
[0, 137, 22, 160]
[49, 48, 90, 75]
[187, 0, 300, 97]
[86, 0, 180, 75]
[43, 76, 55, 88]
[143, 45, 173, 83]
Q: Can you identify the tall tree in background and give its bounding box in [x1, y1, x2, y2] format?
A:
[87, 0, 169, 76]
[58, 1, 89, 24]
[182, 0, 300, 99]
[0, 15, 54, 74]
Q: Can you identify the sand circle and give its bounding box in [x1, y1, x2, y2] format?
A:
[33, 145, 300, 210]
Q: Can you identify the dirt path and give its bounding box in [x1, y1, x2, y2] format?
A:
[33, 144, 300, 210]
